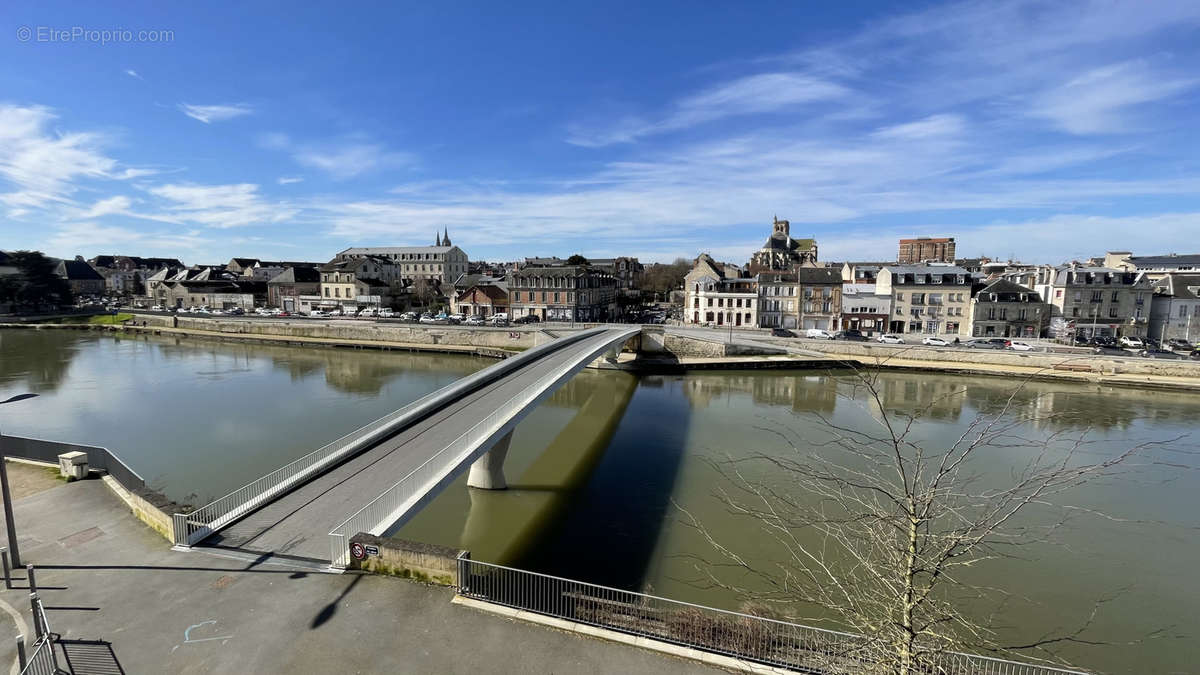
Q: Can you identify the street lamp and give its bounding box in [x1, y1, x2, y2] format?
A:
[1, 393, 39, 568]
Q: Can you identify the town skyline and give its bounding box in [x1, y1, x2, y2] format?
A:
[3, 1, 1200, 264]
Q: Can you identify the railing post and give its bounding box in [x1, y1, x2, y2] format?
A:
[25, 563, 35, 594]
[172, 513, 190, 547]
[1, 546, 10, 590]
[15, 634, 26, 670]
[30, 593, 42, 639]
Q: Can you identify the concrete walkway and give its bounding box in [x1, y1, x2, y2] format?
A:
[1, 479, 728, 674]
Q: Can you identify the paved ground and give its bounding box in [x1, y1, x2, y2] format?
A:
[197, 328, 635, 561]
[1, 478, 727, 674]
[2, 460, 60, 500]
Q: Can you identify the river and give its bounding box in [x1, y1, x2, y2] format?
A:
[0, 329, 1195, 674]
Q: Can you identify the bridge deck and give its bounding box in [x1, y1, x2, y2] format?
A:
[202, 329, 627, 561]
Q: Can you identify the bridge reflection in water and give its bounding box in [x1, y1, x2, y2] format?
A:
[390, 370, 639, 565]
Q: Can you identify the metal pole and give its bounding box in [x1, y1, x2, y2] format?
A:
[1, 546, 9, 589]
[30, 593, 42, 639]
[26, 563, 35, 593]
[15, 635, 26, 671]
[0, 448, 20, 568]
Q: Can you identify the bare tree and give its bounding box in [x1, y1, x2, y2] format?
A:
[679, 367, 1180, 674]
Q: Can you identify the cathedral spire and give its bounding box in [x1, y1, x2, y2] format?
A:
[435, 231, 442, 246]
[442, 227, 451, 247]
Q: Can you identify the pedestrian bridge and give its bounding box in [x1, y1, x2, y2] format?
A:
[171, 326, 642, 568]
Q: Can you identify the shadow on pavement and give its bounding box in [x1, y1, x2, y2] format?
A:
[59, 638, 126, 675]
[311, 573, 364, 629]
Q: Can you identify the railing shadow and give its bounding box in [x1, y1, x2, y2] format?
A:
[58, 637, 126, 675]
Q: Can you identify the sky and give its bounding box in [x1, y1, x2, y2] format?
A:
[2, 1, 1199, 266]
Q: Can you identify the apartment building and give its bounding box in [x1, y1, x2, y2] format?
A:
[1149, 273, 1200, 343]
[898, 237, 955, 264]
[794, 267, 843, 331]
[1011, 265, 1152, 339]
[507, 265, 618, 322]
[757, 271, 797, 329]
[684, 254, 757, 327]
[841, 284, 890, 337]
[877, 264, 975, 337]
[967, 279, 1049, 338]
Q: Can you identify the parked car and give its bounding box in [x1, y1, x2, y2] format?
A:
[150, 304, 164, 312]
[513, 314, 540, 324]
[1139, 349, 1184, 360]
[831, 329, 868, 341]
[276, 311, 291, 317]
[1007, 341, 1034, 352]
[1118, 336, 1144, 349]
[492, 313, 509, 323]
[965, 339, 1004, 349]
[465, 315, 485, 326]
[378, 309, 395, 319]
[309, 310, 328, 318]
[448, 313, 466, 323]
[1191, 349, 1200, 360]
[804, 328, 834, 339]
[877, 334, 904, 344]
[772, 328, 796, 338]
[1165, 338, 1195, 352]
[357, 307, 378, 318]
[1093, 345, 1126, 356]
[921, 337, 949, 347]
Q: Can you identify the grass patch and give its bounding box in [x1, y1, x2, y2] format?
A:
[53, 312, 136, 325]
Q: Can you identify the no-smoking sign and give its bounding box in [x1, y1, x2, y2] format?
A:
[350, 542, 366, 560]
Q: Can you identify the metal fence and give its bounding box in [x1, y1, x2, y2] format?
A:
[327, 327, 639, 567]
[456, 557, 1090, 675]
[175, 327, 622, 547]
[0, 434, 147, 492]
[19, 593, 58, 675]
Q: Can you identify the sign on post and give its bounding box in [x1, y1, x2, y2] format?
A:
[350, 542, 366, 561]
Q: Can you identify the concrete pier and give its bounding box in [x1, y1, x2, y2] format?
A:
[467, 429, 513, 490]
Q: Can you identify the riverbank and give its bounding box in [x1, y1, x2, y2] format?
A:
[6, 319, 1200, 392]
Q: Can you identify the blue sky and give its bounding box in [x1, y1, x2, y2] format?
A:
[2, 1, 1199, 266]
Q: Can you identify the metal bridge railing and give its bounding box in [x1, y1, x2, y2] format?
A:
[19, 592, 58, 675]
[328, 328, 638, 568]
[173, 327, 618, 547]
[455, 557, 1091, 675]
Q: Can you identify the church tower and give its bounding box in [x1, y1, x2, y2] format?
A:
[772, 215, 790, 237]
[435, 231, 442, 246]
[442, 227, 451, 247]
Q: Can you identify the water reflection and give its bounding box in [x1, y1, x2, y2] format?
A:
[0, 329, 484, 502]
[0, 329, 84, 392]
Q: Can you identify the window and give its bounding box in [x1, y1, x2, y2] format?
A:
[896, 292, 904, 301]
[1111, 291, 1119, 302]
[1181, 305, 1190, 318]
[1091, 291, 1102, 302]
[1109, 306, 1118, 319]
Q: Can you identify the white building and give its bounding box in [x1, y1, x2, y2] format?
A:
[336, 229, 468, 287]
[1149, 273, 1200, 343]
[684, 254, 757, 327]
[877, 264, 975, 337]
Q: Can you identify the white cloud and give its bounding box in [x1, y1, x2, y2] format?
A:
[0, 104, 119, 215]
[82, 195, 132, 218]
[177, 103, 254, 124]
[872, 114, 966, 141]
[124, 69, 143, 80]
[567, 72, 849, 147]
[147, 183, 299, 228]
[1032, 61, 1198, 134]
[260, 133, 415, 180]
[46, 222, 210, 257]
[277, 176, 304, 185]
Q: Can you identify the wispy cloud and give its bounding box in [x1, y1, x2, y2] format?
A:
[0, 104, 119, 215]
[177, 102, 254, 124]
[260, 132, 415, 179]
[147, 183, 299, 228]
[277, 176, 304, 185]
[567, 72, 850, 147]
[1032, 60, 1198, 134]
[124, 69, 143, 80]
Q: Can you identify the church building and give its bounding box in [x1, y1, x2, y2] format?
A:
[747, 217, 818, 273]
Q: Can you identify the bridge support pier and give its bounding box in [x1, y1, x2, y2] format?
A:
[468, 430, 512, 490]
[604, 345, 620, 362]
